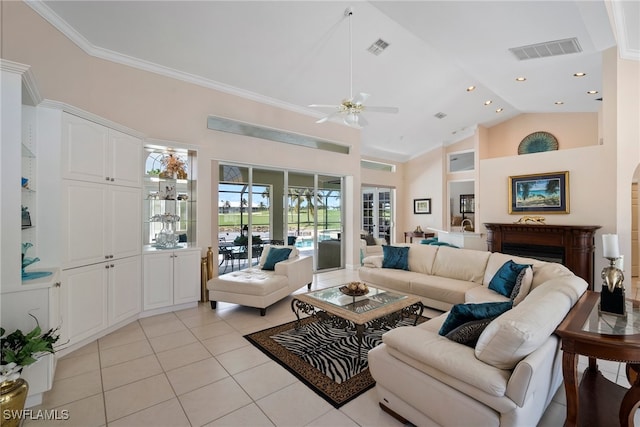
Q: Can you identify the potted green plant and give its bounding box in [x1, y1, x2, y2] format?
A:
[0, 315, 58, 426]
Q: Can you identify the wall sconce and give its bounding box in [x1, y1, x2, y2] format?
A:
[600, 234, 626, 317]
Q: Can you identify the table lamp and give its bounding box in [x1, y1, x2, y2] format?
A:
[599, 234, 626, 317]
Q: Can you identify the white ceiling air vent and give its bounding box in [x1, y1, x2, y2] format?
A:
[367, 39, 389, 56]
[434, 112, 447, 119]
[509, 38, 582, 60]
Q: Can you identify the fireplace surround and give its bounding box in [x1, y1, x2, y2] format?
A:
[484, 223, 601, 289]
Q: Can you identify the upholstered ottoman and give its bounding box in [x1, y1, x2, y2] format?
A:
[207, 247, 313, 316]
[208, 269, 289, 316]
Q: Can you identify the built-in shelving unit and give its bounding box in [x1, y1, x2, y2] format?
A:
[142, 148, 197, 247]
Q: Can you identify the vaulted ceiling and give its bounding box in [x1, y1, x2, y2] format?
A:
[31, 1, 639, 161]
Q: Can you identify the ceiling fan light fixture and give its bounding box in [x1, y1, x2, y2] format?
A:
[310, 7, 398, 127]
[344, 113, 359, 126]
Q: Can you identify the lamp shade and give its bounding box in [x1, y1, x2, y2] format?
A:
[602, 234, 620, 258]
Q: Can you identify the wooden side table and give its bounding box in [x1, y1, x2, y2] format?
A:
[404, 231, 434, 243]
[555, 291, 640, 426]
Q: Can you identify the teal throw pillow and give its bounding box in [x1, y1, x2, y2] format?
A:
[438, 301, 513, 337]
[262, 247, 292, 271]
[382, 245, 409, 270]
[488, 260, 532, 297]
[420, 237, 438, 245]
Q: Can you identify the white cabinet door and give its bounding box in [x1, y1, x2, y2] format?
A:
[109, 186, 141, 259]
[143, 252, 173, 310]
[61, 263, 109, 345]
[108, 256, 141, 325]
[109, 129, 142, 187]
[173, 249, 201, 305]
[62, 181, 108, 269]
[62, 113, 109, 184]
[63, 182, 141, 268]
[62, 113, 142, 187]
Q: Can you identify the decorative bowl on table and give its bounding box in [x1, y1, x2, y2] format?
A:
[340, 282, 369, 296]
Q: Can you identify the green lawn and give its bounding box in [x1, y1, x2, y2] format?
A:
[219, 208, 341, 229]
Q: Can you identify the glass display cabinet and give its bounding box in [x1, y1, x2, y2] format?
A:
[143, 147, 197, 247]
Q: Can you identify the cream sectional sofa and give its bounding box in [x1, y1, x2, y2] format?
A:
[360, 244, 588, 426]
[359, 244, 576, 311]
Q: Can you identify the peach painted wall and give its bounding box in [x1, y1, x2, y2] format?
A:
[360, 157, 404, 243]
[403, 146, 445, 236]
[612, 50, 640, 282]
[482, 113, 599, 159]
[2, 2, 363, 265]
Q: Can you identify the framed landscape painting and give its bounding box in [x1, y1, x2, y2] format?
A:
[414, 198, 431, 214]
[509, 171, 569, 214]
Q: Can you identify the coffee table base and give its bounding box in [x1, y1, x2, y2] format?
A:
[291, 298, 424, 362]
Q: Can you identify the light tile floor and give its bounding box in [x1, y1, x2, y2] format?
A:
[26, 271, 640, 426]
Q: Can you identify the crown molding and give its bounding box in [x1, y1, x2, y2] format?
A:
[39, 99, 145, 138]
[22, 67, 43, 106]
[25, 0, 323, 118]
[0, 59, 30, 74]
[609, 0, 640, 61]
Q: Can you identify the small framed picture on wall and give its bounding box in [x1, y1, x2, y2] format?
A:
[413, 198, 431, 214]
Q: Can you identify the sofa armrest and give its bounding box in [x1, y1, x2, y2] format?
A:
[275, 255, 313, 287]
[505, 335, 562, 407]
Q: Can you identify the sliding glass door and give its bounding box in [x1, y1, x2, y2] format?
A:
[219, 164, 343, 272]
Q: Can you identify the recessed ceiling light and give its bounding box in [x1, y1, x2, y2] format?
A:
[515, 77, 527, 82]
[587, 90, 599, 95]
[573, 72, 587, 77]
[484, 100, 493, 106]
[496, 108, 504, 113]
[466, 86, 476, 92]
[555, 101, 564, 105]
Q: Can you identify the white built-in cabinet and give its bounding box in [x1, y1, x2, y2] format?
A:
[61, 181, 141, 269]
[60, 255, 141, 344]
[143, 249, 200, 311]
[59, 112, 143, 349]
[62, 113, 142, 187]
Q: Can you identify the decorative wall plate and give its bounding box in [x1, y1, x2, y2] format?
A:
[518, 131, 559, 154]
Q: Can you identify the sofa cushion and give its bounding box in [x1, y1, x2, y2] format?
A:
[488, 260, 532, 297]
[465, 286, 511, 304]
[262, 247, 292, 270]
[475, 276, 588, 369]
[432, 246, 491, 284]
[439, 301, 513, 336]
[382, 325, 511, 398]
[407, 244, 439, 275]
[362, 255, 383, 268]
[530, 262, 574, 290]
[410, 275, 480, 306]
[359, 267, 420, 295]
[383, 245, 409, 270]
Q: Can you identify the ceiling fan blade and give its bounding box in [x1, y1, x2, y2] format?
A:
[352, 92, 370, 105]
[364, 106, 399, 114]
[309, 104, 340, 109]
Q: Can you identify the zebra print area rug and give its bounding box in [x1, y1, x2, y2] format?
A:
[244, 315, 426, 408]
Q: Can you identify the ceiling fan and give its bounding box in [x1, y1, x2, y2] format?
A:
[309, 7, 399, 127]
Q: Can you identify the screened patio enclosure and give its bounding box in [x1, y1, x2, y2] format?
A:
[218, 164, 343, 272]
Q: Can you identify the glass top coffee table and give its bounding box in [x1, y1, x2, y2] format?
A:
[291, 284, 423, 361]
